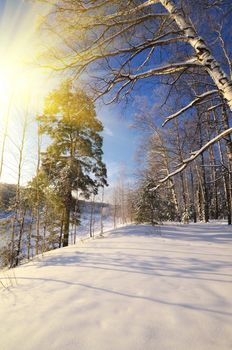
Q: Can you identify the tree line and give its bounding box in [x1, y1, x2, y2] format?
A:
[0, 81, 107, 267]
[132, 95, 232, 224]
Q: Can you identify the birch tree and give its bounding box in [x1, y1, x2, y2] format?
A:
[133, 92, 231, 223]
[39, 0, 232, 184]
[10, 105, 30, 267]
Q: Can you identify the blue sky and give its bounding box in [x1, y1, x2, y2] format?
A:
[98, 103, 140, 184]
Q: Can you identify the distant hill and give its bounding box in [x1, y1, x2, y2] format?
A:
[79, 200, 110, 214]
[0, 183, 17, 211]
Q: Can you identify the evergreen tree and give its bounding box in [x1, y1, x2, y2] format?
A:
[134, 176, 175, 225]
[38, 81, 107, 246]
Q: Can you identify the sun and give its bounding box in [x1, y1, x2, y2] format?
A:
[0, 49, 52, 115]
[0, 0, 57, 184]
[0, 1, 55, 117]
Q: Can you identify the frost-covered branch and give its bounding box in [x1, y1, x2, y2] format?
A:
[162, 90, 218, 126]
[207, 103, 223, 112]
[151, 127, 232, 190]
[116, 58, 199, 82]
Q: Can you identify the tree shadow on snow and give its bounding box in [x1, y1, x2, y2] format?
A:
[111, 223, 232, 244]
[4, 275, 232, 318]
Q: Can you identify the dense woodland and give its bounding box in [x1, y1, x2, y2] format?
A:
[1, 0, 232, 268]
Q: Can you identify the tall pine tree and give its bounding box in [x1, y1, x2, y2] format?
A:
[38, 81, 107, 246]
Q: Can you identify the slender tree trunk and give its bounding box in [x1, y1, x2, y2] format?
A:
[59, 216, 64, 248]
[207, 137, 219, 219]
[70, 217, 74, 245]
[89, 194, 95, 238]
[197, 113, 209, 223]
[195, 164, 205, 221]
[155, 128, 181, 221]
[35, 205, 41, 255]
[113, 192, 117, 229]
[100, 187, 104, 236]
[169, 179, 181, 221]
[74, 220, 78, 244]
[180, 173, 189, 222]
[189, 166, 197, 223]
[73, 199, 78, 244]
[42, 213, 48, 254]
[200, 153, 209, 223]
[224, 175, 232, 225]
[113, 204, 117, 229]
[217, 140, 231, 224]
[27, 215, 34, 260]
[35, 123, 42, 255]
[221, 104, 232, 167]
[10, 108, 28, 267]
[15, 209, 26, 266]
[213, 109, 232, 224]
[174, 120, 189, 222]
[10, 217, 16, 268]
[63, 203, 71, 247]
[221, 104, 232, 223]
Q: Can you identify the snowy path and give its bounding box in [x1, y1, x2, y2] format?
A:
[1, 223, 232, 350]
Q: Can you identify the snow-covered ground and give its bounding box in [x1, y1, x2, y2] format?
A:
[1, 222, 232, 350]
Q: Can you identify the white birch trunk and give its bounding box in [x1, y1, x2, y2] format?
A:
[160, 0, 232, 110]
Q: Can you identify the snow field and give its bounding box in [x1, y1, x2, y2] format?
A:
[0, 223, 232, 350]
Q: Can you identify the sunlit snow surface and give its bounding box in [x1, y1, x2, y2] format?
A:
[1, 223, 232, 350]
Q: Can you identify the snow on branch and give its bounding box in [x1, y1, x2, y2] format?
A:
[162, 90, 218, 126]
[68, 34, 191, 77]
[102, 0, 161, 21]
[150, 127, 232, 191]
[207, 103, 223, 112]
[117, 58, 199, 82]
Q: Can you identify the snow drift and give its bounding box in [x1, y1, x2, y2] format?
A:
[0, 223, 232, 350]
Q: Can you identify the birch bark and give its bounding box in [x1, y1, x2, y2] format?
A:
[160, 0, 232, 110]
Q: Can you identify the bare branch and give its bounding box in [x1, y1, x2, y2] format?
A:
[101, 0, 161, 21]
[207, 103, 223, 112]
[151, 127, 232, 190]
[116, 58, 199, 82]
[162, 90, 218, 126]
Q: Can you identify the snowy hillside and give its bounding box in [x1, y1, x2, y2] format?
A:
[1, 223, 232, 350]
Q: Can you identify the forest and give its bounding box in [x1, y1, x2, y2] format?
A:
[0, 0, 232, 268]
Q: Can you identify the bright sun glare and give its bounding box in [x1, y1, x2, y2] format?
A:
[0, 1, 53, 115]
[0, 0, 54, 184]
[0, 54, 49, 113]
